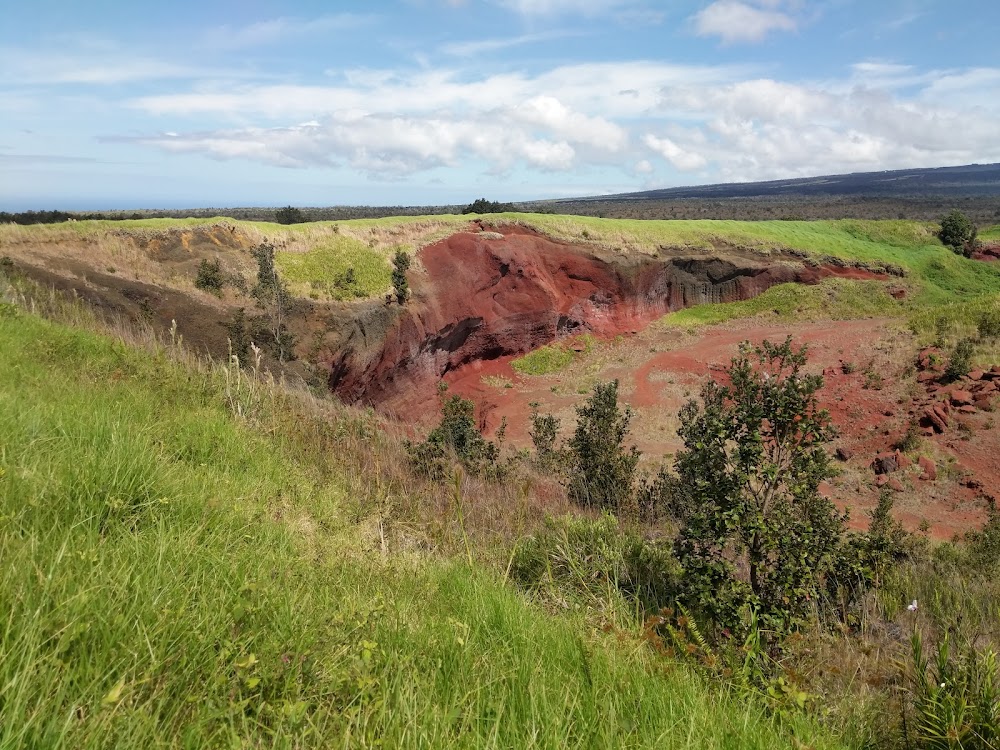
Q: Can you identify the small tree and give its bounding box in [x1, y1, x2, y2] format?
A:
[391, 249, 411, 305]
[939, 210, 977, 256]
[225, 307, 250, 365]
[671, 337, 842, 632]
[195, 258, 224, 294]
[566, 380, 640, 513]
[529, 402, 562, 468]
[406, 392, 503, 480]
[250, 242, 295, 362]
[275, 205, 305, 225]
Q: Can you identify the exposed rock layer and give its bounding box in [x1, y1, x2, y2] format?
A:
[330, 225, 885, 405]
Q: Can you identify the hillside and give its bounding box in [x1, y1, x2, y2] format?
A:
[0, 274, 851, 748]
[4, 211, 1000, 747]
[576, 163, 1000, 202]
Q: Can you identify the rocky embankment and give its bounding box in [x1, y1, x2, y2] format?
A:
[329, 225, 890, 406]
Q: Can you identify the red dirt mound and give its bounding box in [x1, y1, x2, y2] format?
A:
[330, 226, 887, 409]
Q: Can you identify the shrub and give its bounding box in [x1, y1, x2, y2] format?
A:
[275, 205, 305, 224]
[896, 424, 923, 453]
[978, 310, 1000, 339]
[965, 501, 1000, 571]
[195, 258, 225, 294]
[939, 210, 978, 256]
[944, 338, 975, 382]
[528, 402, 563, 468]
[406, 392, 505, 481]
[566, 380, 641, 513]
[671, 337, 842, 633]
[462, 198, 515, 214]
[225, 307, 251, 365]
[391, 250, 410, 305]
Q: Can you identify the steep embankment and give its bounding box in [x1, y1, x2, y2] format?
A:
[0, 294, 845, 749]
[330, 224, 887, 407]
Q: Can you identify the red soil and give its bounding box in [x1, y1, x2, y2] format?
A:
[327, 226, 995, 540]
[332, 225, 886, 410]
[439, 318, 996, 541]
[970, 243, 1000, 262]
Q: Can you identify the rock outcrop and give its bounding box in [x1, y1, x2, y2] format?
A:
[328, 225, 889, 407]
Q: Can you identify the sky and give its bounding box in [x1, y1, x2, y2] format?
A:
[2, 0, 999, 210]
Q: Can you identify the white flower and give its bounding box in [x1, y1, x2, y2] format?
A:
[907, 600, 918, 612]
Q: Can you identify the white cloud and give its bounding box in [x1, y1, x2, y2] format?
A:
[497, 0, 630, 16]
[692, 1, 797, 43]
[118, 58, 1000, 185]
[440, 30, 580, 57]
[643, 135, 707, 171]
[633, 159, 654, 175]
[128, 114, 579, 175]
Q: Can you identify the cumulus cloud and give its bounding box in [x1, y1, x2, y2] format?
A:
[119, 58, 1000, 185]
[692, 1, 798, 43]
[642, 135, 707, 171]
[127, 114, 582, 176]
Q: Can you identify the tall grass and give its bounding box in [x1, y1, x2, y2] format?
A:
[0, 286, 847, 747]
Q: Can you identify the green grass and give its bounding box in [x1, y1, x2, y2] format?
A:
[0, 303, 847, 748]
[512, 335, 597, 376]
[662, 278, 906, 327]
[14, 213, 999, 312]
[275, 235, 393, 299]
[489, 215, 1000, 305]
[981, 224, 1000, 242]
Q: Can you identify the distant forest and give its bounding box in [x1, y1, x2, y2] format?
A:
[4, 163, 999, 225]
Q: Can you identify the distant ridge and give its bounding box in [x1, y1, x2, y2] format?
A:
[570, 163, 1000, 202]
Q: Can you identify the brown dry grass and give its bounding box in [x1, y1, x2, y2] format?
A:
[0, 268, 573, 564]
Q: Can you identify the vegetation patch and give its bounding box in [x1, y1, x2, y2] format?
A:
[980, 224, 1000, 242]
[0, 302, 843, 749]
[275, 236, 392, 300]
[511, 334, 596, 376]
[661, 278, 905, 327]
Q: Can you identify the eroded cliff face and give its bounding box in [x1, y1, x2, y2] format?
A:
[328, 225, 886, 406]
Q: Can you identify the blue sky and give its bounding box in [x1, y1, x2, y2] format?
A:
[2, 0, 998, 210]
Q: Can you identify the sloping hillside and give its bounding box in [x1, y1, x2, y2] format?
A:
[0, 287, 842, 748]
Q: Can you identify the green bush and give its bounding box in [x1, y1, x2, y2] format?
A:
[462, 198, 514, 214]
[944, 338, 975, 382]
[566, 380, 641, 513]
[405, 393, 505, 481]
[939, 210, 978, 256]
[275, 205, 305, 225]
[671, 338, 843, 634]
[978, 309, 1000, 339]
[195, 258, 225, 294]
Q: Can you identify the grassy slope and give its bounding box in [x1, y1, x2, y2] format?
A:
[8, 214, 998, 319]
[0, 306, 844, 749]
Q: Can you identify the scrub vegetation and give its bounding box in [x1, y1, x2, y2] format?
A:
[4, 207, 1000, 748]
[0, 271, 839, 750]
